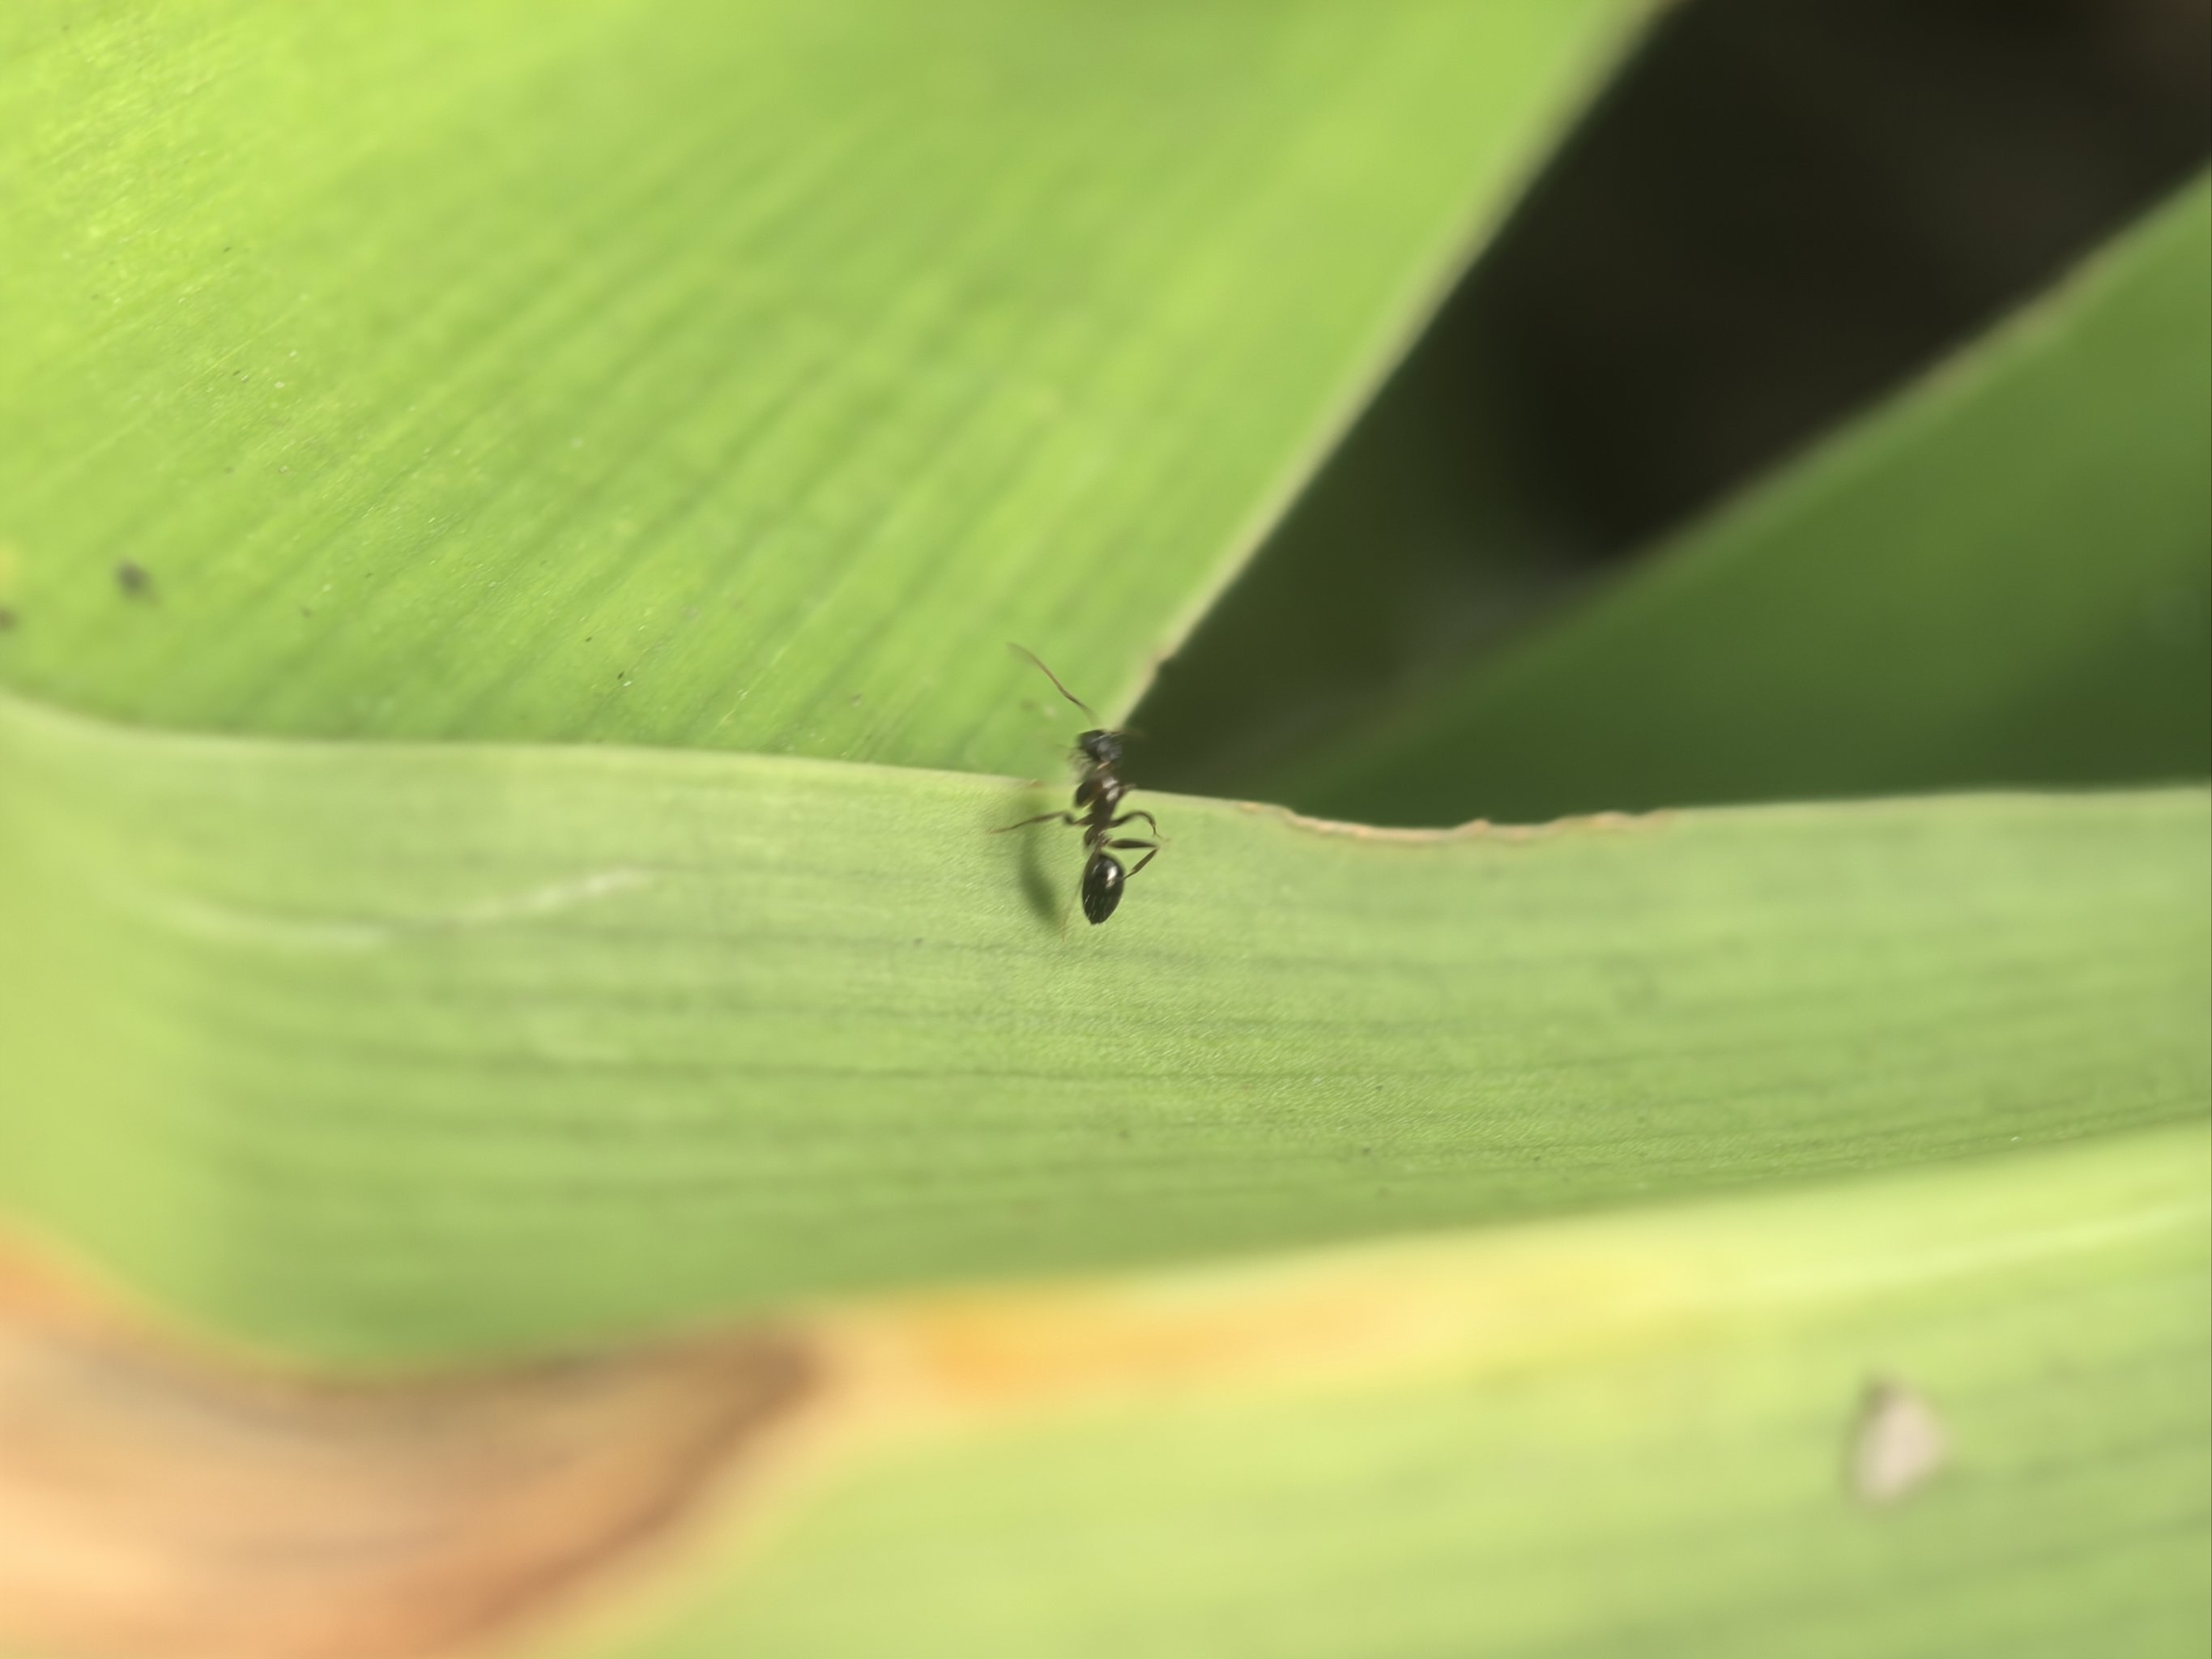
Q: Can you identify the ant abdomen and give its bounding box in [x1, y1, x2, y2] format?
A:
[1080, 852, 1125, 925]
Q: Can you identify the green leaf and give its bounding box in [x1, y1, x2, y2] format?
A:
[3, 688, 2202, 1361]
[639, 1123, 2210, 1658]
[1168, 172, 2212, 826]
[0, 0, 1633, 773]
[0, 10, 2204, 1653]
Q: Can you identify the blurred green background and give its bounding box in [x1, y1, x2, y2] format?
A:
[1135, 0, 2211, 824]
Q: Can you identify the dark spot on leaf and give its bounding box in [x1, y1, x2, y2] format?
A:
[115, 561, 151, 597]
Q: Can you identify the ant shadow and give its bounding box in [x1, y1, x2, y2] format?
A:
[991, 784, 1072, 934]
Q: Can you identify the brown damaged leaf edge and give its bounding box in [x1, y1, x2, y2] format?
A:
[1240, 788, 2003, 843]
[1244, 797, 1675, 842]
[0, 1237, 820, 1659]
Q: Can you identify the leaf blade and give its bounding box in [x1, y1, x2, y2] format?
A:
[3, 689, 2202, 1359]
[626, 1124, 2212, 1657]
[0, 0, 1634, 772]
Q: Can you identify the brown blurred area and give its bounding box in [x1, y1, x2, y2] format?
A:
[0, 1241, 816, 1659]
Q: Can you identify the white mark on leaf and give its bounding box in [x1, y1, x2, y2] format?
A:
[1849, 1378, 1948, 1505]
[120, 868, 655, 951]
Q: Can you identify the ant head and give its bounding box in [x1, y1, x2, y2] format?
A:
[1076, 728, 1123, 767]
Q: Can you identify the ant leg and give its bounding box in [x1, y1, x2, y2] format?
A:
[1106, 837, 1159, 879]
[994, 811, 1080, 834]
[1107, 810, 1160, 836]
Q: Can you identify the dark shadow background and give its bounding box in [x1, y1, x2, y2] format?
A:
[1132, 0, 2211, 810]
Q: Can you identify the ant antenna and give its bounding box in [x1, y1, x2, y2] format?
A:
[1009, 642, 1098, 723]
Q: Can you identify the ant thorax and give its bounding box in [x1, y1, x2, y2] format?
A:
[1075, 770, 1124, 812]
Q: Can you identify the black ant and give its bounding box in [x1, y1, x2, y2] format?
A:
[997, 645, 1161, 925]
